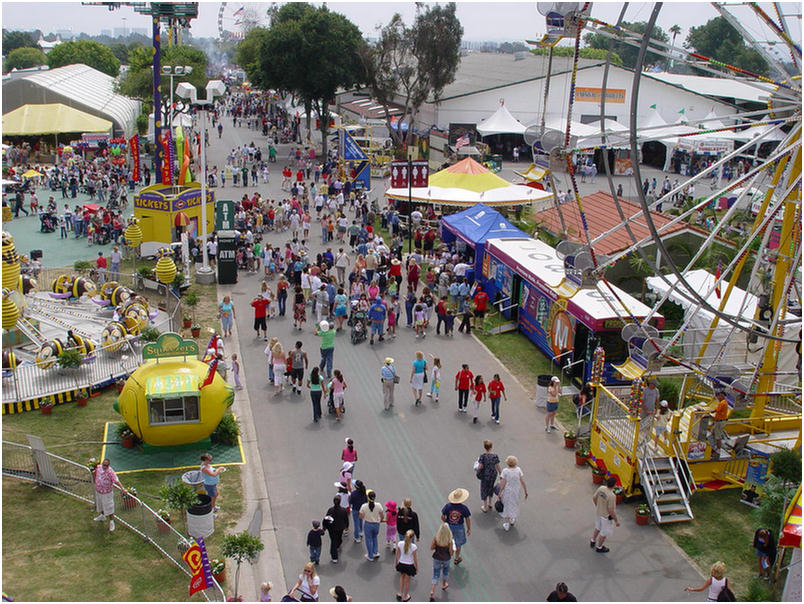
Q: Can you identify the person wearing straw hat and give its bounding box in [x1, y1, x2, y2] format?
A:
[381, 357, 397, 411]
[440, 488, 471, 565]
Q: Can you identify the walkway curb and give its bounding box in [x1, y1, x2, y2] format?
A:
[217, 280, 287, 600]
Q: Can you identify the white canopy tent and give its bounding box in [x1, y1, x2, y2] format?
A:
[476, 100, 526, 136]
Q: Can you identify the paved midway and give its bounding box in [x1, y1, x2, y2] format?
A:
[203, 115, 704, 602]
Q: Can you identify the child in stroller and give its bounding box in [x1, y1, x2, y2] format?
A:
[349, 304, 368, 345]
[39, 212, 56, 233]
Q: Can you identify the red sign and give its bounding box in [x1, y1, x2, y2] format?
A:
[129, 135, 140, 183]
[160, 132, 173, 185]
[390, 160, 429, 189]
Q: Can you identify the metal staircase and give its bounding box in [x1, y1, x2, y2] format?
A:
[639, 442, 696, 524]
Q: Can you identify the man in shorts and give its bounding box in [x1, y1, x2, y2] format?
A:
[590, 476, 619, 553]
[472, 285, 489, 329]
[441, 488, 471, 565]
[93, 459, 127, 532]
[368, 297, 387, 345]
[251, 293, 270, 340]
[290, 341, 309, 395]
[709, 391, 730, 456]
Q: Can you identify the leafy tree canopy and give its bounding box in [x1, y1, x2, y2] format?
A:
[362, 2, 463, 146]
[531, 46, 623, 65]
[47, 40, 120, 77]
[2, 30, 39, 56]
[584, 21, 669, 69]
[685, 16, 768, 76]
[4, 47, 47, 72]
[234, 27, 270, 88]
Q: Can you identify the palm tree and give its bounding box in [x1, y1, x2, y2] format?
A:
[669, 24, 681, 47]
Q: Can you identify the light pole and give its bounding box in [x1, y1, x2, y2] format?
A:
[176, 80, 225, 285]
[161, 65, 193, 133]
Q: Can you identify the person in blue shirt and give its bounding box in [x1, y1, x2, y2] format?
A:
[441, 488, 471, 566]
[368, 297, 387, 345]
[404, 291, 416, 328]
[448, 279, 461, 309]
[456, 278, 470, 313]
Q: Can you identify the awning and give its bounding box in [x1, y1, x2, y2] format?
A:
[780, 484, 801, 548]
[2, 103, 113, 136]
[146, 374, 199, 398]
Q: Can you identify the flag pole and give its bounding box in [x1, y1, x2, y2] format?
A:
[407, 158, 413, 254]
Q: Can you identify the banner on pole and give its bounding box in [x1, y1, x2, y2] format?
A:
[161, 131, 174, 185]
[129, 135, 140, 182]
[390, 160, 429, 189]
[182, 536, 214, 596]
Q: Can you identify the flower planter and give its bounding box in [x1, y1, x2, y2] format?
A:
[122, 493, 139, 510]
[157, 518, 172, 534]
[564, 437, 577, 449]
[575, 453, 588, 466]
[191, 328, 201, 338]
[213, 568, 226, 584]
[592, 471, 606, 484]
[183, 319, 192, 328]
[40, 404, 53, 415]
[121, 436, 136, 449]
[635, 512, 650, 525]
[76, 396, 89, 407]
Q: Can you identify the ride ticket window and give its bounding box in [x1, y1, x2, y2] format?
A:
[148, 395, 200, 424]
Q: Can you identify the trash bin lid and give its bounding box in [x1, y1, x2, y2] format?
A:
[182, 470, 204, 485]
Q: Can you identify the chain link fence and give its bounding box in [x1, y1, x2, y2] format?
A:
[2, 440, 225, 601]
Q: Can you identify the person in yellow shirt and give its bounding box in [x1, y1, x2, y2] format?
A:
[710, 391, 730, 455]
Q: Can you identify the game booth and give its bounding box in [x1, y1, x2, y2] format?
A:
[133, 183, 214, 257]
[439, 203, 528, 282]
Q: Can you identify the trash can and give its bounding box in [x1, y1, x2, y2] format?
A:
[216, 230, 238, 285]
[186, 493, 215, 538]
[182, 470, 205, 494]
[536, 375, 553, 408]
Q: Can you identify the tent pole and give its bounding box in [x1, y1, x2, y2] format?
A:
[408, 158, 413, 254]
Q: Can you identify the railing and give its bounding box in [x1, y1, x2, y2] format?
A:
[672, 438, 697, 498]
[2, 440, 225, 601]
[2, 336, 142, 405]
[595, 387, 639, 454]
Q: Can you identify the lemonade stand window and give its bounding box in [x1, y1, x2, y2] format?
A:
[146, 375, 201, 424]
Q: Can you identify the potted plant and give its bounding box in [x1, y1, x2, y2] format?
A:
[117, 424, 138, 449]
[184, 291, 199, 330]
[40, 400, 53, 415]
[210, 558, 226, 584]
[635, 503, 651, 525]
[613, 486, 626, 505]
[159, 480, 199, 534]
[122, 486, 139, 510]
[191, 323, 201, 338]
[136, 266, 154, 289]
[591, 466, 607, 484]
[221, 531, 264, 602]
[564, 430, 577, 449]
[182, 314, 193, 329]
[75, 387, 90, 407]
[575, 442, 590, 466]
[156, 509, 172, 533]
[139, 326, 160, 343]
[57, 349, 83, 373]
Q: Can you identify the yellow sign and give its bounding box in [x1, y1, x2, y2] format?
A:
[575, 87, 626, 104]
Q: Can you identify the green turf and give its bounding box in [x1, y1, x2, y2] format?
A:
[103, 422, 244, 473]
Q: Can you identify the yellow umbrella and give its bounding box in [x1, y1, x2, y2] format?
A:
[22, 169, 43, 178]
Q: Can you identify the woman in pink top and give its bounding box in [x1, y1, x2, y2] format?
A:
[367, 282, 380, 300]
[342, 437, 358, 469]
[331, 369, 347, 421]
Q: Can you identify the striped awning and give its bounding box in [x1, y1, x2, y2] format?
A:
[146, 374, 199, 398]
[780, 484, 801, 548]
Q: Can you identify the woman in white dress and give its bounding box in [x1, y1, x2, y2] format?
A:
[271, 341, 286, 393]
[497, 455, 529, 531]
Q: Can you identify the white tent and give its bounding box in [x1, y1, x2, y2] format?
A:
[576, 118, 630, 149]
[476, 100, 526, 136]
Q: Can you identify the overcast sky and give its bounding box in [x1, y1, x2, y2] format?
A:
[1, 1, 798, 47]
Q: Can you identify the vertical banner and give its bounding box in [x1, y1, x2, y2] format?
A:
[182, 537, 214, 596]
[129, 135, 140, 182]
[161, 131, 174, 185]
[152, 15, 163, 183]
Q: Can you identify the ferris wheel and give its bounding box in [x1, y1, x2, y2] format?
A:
[217, 2, 269, 41]
[535, 3, 801, 402]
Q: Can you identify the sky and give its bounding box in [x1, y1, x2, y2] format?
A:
[1, 1, 799, 48]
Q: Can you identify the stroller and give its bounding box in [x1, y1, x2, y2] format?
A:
[326, 382, 346, 416]
[39, 212, 56, 233]
[350, 309, 367, 345]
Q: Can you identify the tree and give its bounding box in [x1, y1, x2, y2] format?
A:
[362, 3, 463, 149]
[47, 40, 120, 76]
[108, 41, 142, 65]
[2, 30, 39, 56]
[254, 4, 366, 157]
[234, 27, 270, 88]
[221, 531, 264, 601]
[118, 44, 208, 118]
[584, 21, 670, 70]
[669, 24, 682, 47]
[685, 17, 768, 77]
[531, 46, 623, 65]
[4, 47, 47, 72]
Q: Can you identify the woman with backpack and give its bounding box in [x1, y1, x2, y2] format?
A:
[684, 561, 733, 601]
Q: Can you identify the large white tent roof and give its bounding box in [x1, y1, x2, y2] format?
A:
[476, 100, 526, 136]
[644, 72, 775, 104]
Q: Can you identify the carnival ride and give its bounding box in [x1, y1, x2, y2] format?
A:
[217, 2, 267, 41]
[530, 3, 801, 522]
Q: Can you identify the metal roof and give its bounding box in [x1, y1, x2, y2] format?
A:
[6, 64, 140, 136]
[642, 72, 776, 104]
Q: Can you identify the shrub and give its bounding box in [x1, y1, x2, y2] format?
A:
[657, 378, 680, 408]
[753, 474, 797, 531]
[56, 349, 83, 369]
[73, 260, 93, 272]
[769, 448, 801, 485]
[140, 326, 160, 342]
[136, 112, 149, 136]
[212, 414, 239, 446]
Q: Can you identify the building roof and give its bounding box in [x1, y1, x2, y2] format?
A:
[436, 52, 604, 101]
[340, 97, 402, 120]
[534, 191, 702, 255]
[2, 103, 112, 135]
[642, 72, 775, 104]
[2, 63, 140, 136]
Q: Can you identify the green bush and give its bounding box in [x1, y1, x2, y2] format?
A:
[769, 448, 801, 485]
[741, 576, 774, 601]
[139, 326, 160, 342]
[211, 413, 239, 445]
[753, 474, 797, 531]
[56, 349, 83, 369]
[136, 112, 149, 136]
[73, 260, 93, 272]
[657, 378, 680, 408]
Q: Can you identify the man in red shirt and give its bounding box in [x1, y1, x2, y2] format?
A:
[435, 295, 449, 335]
[472, 286, 490, 329]
[454, 363, 474, 413]
[251, 293, 270, 340]
[95, 251, 108, 284]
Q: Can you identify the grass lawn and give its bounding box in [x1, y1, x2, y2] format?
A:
[3, 261, 245, 601]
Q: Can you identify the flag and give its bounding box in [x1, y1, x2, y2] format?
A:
[649, 104, 657, 109]
[233, 6, 244, 16]
[678, 108, 686, 114]
[182, 537, 213, 596]
[715, 260, 722, 299]
[201, 358, 218, 389]
[455, 134, 470, 149]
